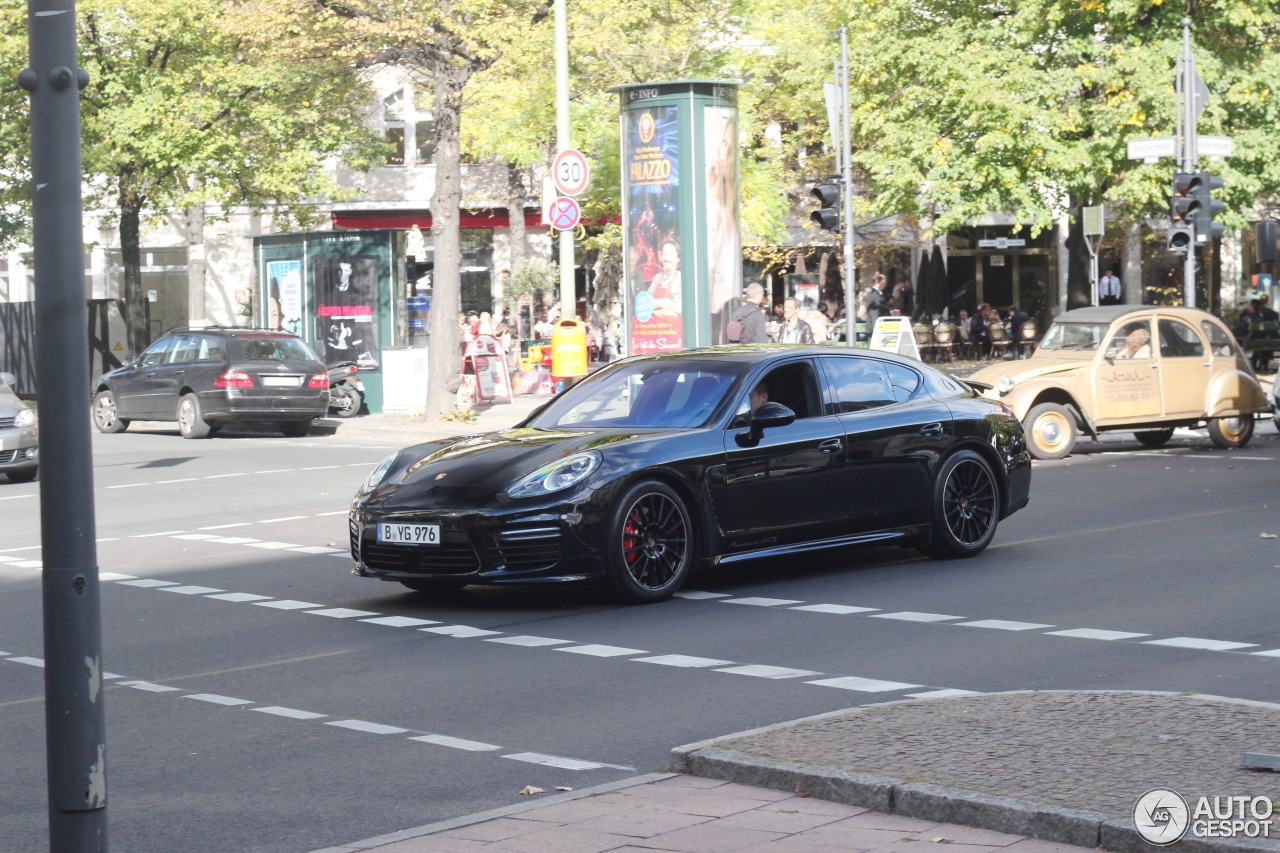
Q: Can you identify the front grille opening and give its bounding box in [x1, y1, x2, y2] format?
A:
[362, 538, 481, 575]
[493, 527, 562, 572]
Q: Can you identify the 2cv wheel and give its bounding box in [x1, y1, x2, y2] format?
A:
[1207, 415, 1253, 450]
[1024, 402, 1077, 460]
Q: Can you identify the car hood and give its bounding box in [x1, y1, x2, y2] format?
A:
[0, 384, 22, 416]
[370, 426, 651, 508]
[968, 357, 1087, 385]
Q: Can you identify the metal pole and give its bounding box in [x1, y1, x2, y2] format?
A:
[840, 26, 856, 347]
[20, 0, 108, 847]
[555, 0, 574, 321]
[1183, 17, 1196, 307]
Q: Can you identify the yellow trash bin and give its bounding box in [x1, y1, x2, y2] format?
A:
[551, 319, 588, 378]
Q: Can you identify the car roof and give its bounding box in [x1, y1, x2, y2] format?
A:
[162, 327, 301, 338]
[1051, 305, 1219, 324]
[628, 344, 930, 371]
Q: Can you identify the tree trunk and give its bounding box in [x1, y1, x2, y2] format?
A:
[506, 163, 527, 336]
[1062, 197, 1092, 310]
[186, 201, 206, 326]
[423, 63, 469, 421]
[1122, 221, 1142, 305]
[118, 166, 149, 356]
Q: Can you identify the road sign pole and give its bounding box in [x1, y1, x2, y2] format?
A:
[555, 0, 574, 321]
[22, 0, 109, 848]
[1183, 17, 1196, 307]
[840, 26, 856, 348]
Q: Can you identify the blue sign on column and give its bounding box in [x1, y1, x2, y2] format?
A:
[407, 296, 430, 311]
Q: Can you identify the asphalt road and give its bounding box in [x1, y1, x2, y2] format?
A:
[3, 419, 1280, 852]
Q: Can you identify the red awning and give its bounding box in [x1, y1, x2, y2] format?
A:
[330, 210, 622, 230]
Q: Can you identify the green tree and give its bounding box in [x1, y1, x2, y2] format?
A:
[0, 0, 382, 353]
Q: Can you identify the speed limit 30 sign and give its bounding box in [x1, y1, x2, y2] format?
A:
[553, 148, 590, 197]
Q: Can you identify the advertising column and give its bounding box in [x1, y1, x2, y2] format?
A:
[615, 82, 739, 354]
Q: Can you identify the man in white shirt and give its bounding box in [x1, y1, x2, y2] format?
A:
[1099, 269, 1122, 305]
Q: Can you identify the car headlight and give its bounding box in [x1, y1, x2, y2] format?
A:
[507, 451, 601, 499]
[997, 375, 1015, 395]
[363, 453, 398, 492]
[14, 408, 35, 428]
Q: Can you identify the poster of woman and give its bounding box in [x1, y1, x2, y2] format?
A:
[704, 106, 740, 344]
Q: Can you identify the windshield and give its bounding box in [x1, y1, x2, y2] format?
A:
[1038, 322, 1108, 352]
[532, 359, 747, 429]
[230, 335, 321, 362]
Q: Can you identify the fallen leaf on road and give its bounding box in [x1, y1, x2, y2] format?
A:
[556, 786, 573, 792]
[519, 786, 545, 795]
[1263, 533, 1277, 539]
[932, 838, 950, 844]
[794, 792, 809, 798]
[1229, 466, 1235, 469]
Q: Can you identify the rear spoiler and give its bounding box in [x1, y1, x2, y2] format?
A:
[960, 378, 993, 393]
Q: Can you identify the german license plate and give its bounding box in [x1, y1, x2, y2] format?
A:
[262, 376, 301, 387]
[377, 523, 440, 545]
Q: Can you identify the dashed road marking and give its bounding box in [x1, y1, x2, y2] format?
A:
[870, 611, 963, 623]
[120, 680, 180, 693]
[632, 654, 733, 668]
[200, 523, 251, 530]
[674, 591, 731, 600]
[807, 675, 920, 693]
[206, 592, 274, 603]
[713, 664, 820, 679]
[1047, 628, 1150, 641]
[422, 625, 502, 638]
[556, 644, 647, 657]
[722, 597, 804, 607]
[306, 608, 380, 619]
[790, 604, 879, 615]
[1144, 637, 1258, 652]
[360, 616, 439, 628]
[260, 516, 309, 524]
[161, 586, 225, 595]
[184, 693, 253, 706]
[410, 734, 500, 752]
[503, 752, 609, 771]
[252, 706, 326, 720]
[907, 689, 980, 699]
[485, 635, 570, 647]
[254, 599, 322, 610]
[9, 656, 44, 667]
[959, 619, 1054, 631]
[118, 579, 179, 588]
[130, 530, 185, 538]
[326, 719, 409, 735]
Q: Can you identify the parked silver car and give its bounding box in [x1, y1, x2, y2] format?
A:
[0, 372, 38, 482]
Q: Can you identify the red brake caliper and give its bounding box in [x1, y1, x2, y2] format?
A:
[623, 510, 640, 564]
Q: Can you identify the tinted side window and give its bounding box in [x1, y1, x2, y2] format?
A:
[195, 335, 224, 362]
[731, 360, 823, 426]
[1158, 318, 1204, 358]
[137, 337, 174, 368]
[167, 335, 197, 364]
[885, 363, 920, 402]
[822, 357, 894, 413]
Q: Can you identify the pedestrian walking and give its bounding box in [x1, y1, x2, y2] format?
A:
[779, 298, 815, 344]
[865, 273, 888, 328]
[728, 283, 769, 344]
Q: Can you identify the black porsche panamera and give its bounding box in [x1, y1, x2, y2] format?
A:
[349, 346, 1032, 603]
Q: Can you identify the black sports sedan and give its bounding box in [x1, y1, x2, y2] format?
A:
[349, 346, 1032, 603]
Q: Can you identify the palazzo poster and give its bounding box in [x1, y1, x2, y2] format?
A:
[314, 257, 379, 367]
[625, 105, 683, 354]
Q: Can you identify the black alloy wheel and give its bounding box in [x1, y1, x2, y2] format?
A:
[921, 450, 999, 559]
[606, 480, 693, 603]
[92, 389, 129, 434]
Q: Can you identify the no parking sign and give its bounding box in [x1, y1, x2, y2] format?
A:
[548, 197, 581, 232]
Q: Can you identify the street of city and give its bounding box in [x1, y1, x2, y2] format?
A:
[4, 421, 1280, 852]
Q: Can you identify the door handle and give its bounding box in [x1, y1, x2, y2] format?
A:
[819, 438, 843, 454]
[920, 422, 944, 437]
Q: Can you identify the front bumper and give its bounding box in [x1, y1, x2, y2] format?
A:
[199, 389, 329, 423]
[0, 426, 38, 473]
[349, 497, 607, 585]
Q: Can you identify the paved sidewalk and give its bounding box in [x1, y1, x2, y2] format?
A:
[316, 691, 1280, 853]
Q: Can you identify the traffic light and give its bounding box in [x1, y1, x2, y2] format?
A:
[1167, 172, 1194, 253]
[1256, 220, 1277, 265]
[406, 255, 432, 283]
[1188, 172, 1225, 245]
[810, 180, 841, 232]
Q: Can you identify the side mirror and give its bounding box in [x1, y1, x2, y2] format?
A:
[1104, 347, 1117, 362]
[736, 401, 796, 447]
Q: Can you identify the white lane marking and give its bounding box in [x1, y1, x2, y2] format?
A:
[161, 586, 225, 595]
[907, 689, 981, 699]
[790, 604, 879, 615]
[0, 555, 21, 563]
[1047, 628, 1150, 641]
[206, 592, 274, 603]
[1228, 456, 1274, 461]
[117, 579, 178, 588]
[958, 619, 1055, 631]
[722, 597, 804, 607]
[306, 608, 380, 619]
[291, 546, 343, 554]
[1252, 649, 1280, 658]
[633, 654, 733, 668]
[245, 541, 300, 550]
[315, 510, 350, 516]
[302, 466, 339, 471]
[102, 673, 124, 680]
[0, 651, 10, 656]
[714, 664, 821, 679]
[0, 545, 40, 553]
[674, 590, 732, 600]
[260, 516, 309, 524]
[869, 611, 963, 623]
[555, 644, 647, 657]
[252, 706, 326, 720]
[0, 493, 36, 500]
[254, 600, 322, 610]
[120, 680, 180, 692]
[173, 533, 219, 541]
[205, 473, 247, 479]
[325, 720, 408, 735]
[359, 616, 439, 628]
[12, 560, 41, 568]
[410, 734, 500, 752]
[155, 478, 199, 484]
[106, 483, 148, 489]
[485, 635, 571, 647]
[1144, 637, 1258, 651]
[96, 538, 119, 543]
[130, 530, 186, 538]
[1183, 455, 1273, 461]
[254, 469, 293, 474]
[199, 523, 251, 530]
[184, 693, 253, 706]
[421, 625, 502, 638]
[207, 537, 260, 545]
[502, 752, 605, 771]
[9, 656, 44, 667]
[807, 675, 919, 693]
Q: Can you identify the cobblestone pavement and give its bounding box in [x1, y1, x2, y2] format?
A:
[690, 691, 1280, 817]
